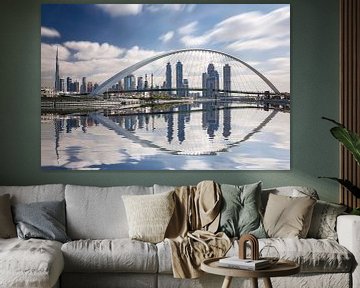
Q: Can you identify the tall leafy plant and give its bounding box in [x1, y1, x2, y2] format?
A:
[320, 117, 360, 200]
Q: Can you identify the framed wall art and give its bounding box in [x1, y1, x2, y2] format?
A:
[41, 4, 290, 170]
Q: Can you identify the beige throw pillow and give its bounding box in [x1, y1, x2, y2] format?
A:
[0, 194, 17, 238]
[122, 191, 175, 243]
[263, 193, 316, 238]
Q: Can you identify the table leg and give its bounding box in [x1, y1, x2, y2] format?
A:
[221, 276, 233, 288]
[263, 277, 273, 288]
[251, 278, 258, 288]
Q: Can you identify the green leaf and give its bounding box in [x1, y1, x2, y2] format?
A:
[322, 116, 344, 127]
[351, 208, 360, 215]
[318, 177, 360, 198]
[322, 117, 360, 165]
[330, 126, 360, 165]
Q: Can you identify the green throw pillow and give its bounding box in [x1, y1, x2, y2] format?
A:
[218, 182, 266, 238]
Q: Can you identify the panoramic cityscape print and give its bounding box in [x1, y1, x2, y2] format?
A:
[41, 4, 290, 170]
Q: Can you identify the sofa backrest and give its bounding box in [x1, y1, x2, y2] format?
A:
[65, 184, 154, 240]
[0, 184, 65, 204]
[153, 184, 176, 194]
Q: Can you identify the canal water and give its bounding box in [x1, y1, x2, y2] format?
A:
[41, 101, 290, 170]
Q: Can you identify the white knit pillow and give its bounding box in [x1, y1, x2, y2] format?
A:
[122, 191, 175, 243]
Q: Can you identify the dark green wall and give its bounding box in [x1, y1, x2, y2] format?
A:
[0, 0, 340, 202]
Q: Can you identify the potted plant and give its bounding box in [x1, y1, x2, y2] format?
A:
[320, 117, 360, 215]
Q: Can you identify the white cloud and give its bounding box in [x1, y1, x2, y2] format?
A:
[96, 4, 143, 17]
[185, 4, 197, 13]
[146, 4, 188, 13]
[41, 43, 71, 87]
[159, 31, 174, 43]
[259, 56, 290, 92]
[123, 46, 159, 61]
[178, 21, 198, 35]
[63, 41, 124, 60]
[267, 57, 290, 70]
[180, 6, 290, 51]
[180, 34, 210, 47]
[41, 41, 161, 88]
[41, 43, 71, 61]
[227, 36, 289, 52]
[95, 4, 195, 17]
[41, 26, 61, 38]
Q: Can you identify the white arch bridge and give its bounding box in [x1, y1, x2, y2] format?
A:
[91, 48, 283, 97]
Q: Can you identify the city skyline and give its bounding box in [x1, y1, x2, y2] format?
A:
[53, 51, 236, 97]
[41, 4, 290, 92]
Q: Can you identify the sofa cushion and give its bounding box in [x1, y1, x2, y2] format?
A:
[156, 240, 173, 274]
[218, 182, 266, 238]
[65, 185, 153, 239]
[12, 200, 70, 243]
[61, 239, 158, 273]
[0, 184, 65, 204]
[307, 200, 347, 240]
[0, 194, 16, 238]
[263, 194, 316, 238]
[122, 191, 175, 243]
[0, 238, 64, 288]
[158, 237, 353, 274]
[233, 238, 353, 273]
[261, 238, 353, 273]
[261, 186, 319, 212]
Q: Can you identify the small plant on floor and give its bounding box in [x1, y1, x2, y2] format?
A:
[320, 117, 360, 215]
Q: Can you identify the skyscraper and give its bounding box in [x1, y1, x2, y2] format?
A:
[81, 77, 87, 94]
[66, 77, 72, 93]
[144, 74, 149, 89]
[223, 64, 231, 96]
[60, 78, 65, 92]
[87, 81, 93, 93]
[202, 63, 219, 98]
[118, 80, 123, 91]
[183, 79, 189, 97]
[137, 76, 144, 90]
[124, 74, 136, 90]
[73, 80, 80, 93]
[54, 47, 60, 93]
[176, 61, 183, 96]
[166, 62, 172, 95]
[202, 72, 208, 97]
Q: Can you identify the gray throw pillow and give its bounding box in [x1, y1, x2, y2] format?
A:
[0, 194, 17, 238]
[218, 182, 266, 238]
[12, 200, 70, 243]
[307, 200, 347, 240]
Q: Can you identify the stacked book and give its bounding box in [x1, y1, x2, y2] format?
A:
[218, 257, 271, 270]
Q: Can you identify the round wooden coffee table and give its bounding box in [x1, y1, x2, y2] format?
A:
[201, 257, 300, 288]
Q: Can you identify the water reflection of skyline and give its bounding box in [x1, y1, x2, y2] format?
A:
[53, 103, 275, 144]
[41, 102, 290, 170]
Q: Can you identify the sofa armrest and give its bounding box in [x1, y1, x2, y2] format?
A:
[337, 215, 360, 288]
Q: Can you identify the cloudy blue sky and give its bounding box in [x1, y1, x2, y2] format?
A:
[41, 4, 290, 92]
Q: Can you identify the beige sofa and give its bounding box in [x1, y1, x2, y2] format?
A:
[0, 184, 359, 288]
